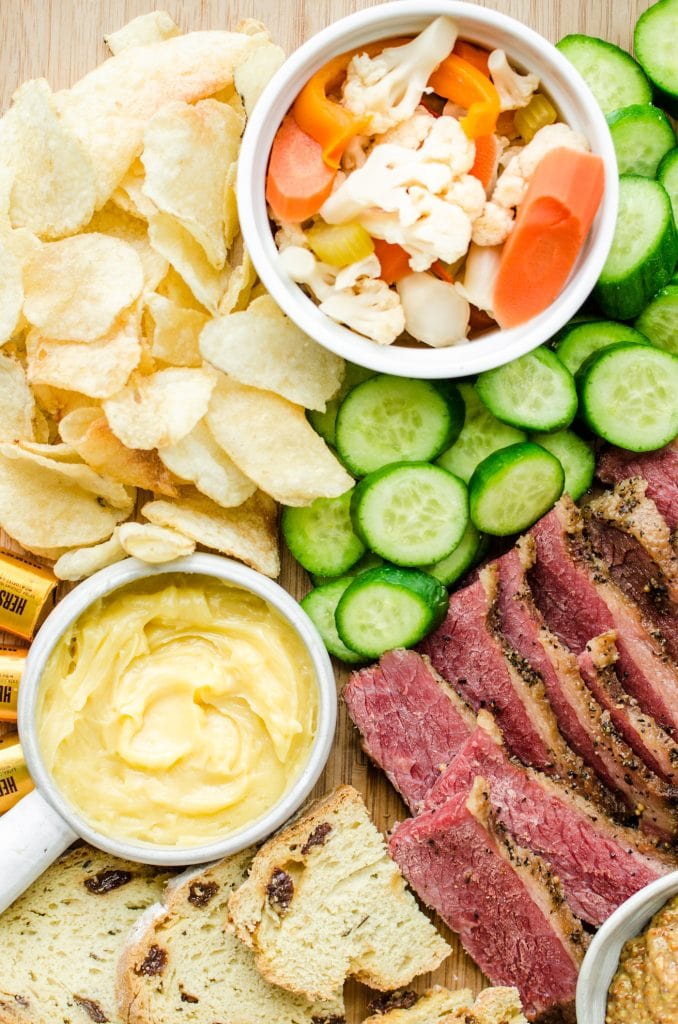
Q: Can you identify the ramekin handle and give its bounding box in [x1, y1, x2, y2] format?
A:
[0, 790, 76, 912]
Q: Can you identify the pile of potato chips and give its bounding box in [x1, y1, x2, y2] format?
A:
[0, 12, 354, 581]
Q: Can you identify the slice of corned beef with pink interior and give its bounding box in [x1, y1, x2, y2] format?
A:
[493, 538, 677, 839]
[422, 713, 672, 925]
[343, 649, 475, 812]
[596, 442, 678, 530]
[528, 496, 678, 736]
[577, 632, 678, 785]
[418, 562, 611, 810]
[389, 778, 585, 1022]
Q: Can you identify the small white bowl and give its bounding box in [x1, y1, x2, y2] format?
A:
[576, 870, 678, 1023]
[17, 553, 337, 866]
[238, 0, 618, 379]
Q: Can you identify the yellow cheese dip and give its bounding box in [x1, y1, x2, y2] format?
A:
[36, 575, 318, 847]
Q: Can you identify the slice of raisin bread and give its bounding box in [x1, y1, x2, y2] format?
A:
[117, 848, 344, 1024]
[362, 986, 528, 1024]
[0, 844, 172, 1024]
[228, 785, 451, 1001]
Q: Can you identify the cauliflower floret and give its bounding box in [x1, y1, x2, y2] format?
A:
[488, 49, 540, 111]
[363, 193, 472, 272]
[275, 222, 308, 252]
[471, 201, 514, 246]
[443, 174, 487, 222]
[342, 17, 458, 134]
[397, 272, 470, 347]
[492, 123, 589, 210]
[455, 243, 502, 316]
[341, 135, 371, 172]
[278, 245, 336, 300]
[335, 254, 381, 290]
[375, 106, 435, 148]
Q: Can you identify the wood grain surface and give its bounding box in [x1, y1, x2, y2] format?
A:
[0, 1, 652, 1020]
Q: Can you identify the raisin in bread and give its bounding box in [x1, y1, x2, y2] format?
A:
[117, 848, 344, 1024]
[0, 844, 171, 1024]
[228, 785, 450, 1001]
[362, 986, 528, 1024]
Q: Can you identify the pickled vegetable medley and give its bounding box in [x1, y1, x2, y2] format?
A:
[267, 17, 605, 346]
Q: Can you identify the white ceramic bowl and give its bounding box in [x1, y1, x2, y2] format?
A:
[576, 870, 678, 1023]
[17, 553, 337, 866]
[238, 0, 618, 379]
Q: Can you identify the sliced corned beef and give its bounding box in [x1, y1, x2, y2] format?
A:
[343, 649, 475, 812]
[494, 538, 677, 839]
[577, 632, 678, 785]
[596, 442, 678, 530]
[389, 778, 585, 1022]
[528, 496, 678, 736]
[418, 562, 610, 809]
[422, 713, 672, 925]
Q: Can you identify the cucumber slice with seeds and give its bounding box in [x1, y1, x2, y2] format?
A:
[351, 462, 468, 567]
[557, 34, 651, 113]
[335, 566, 448, 658]
[635, 285, 678, 354]
[310, 551, 384, 588]
[531, 429, 595, 501]
[307, 362, 375, 447]
[554, 320, 651, 375]
[282, 489, 365, 577]
[606, 104, 676, 177]
[437, 382, 526, 483]
[336, 375, 464, 476]
[634, 0, 678, 118]
[300, 579, 366, 664]
[421, 519, 485, 587]
[577, 343, 678, 451]
[476, 347, 577, 432]
[657, 149, 678, 226]
[469, 443, 565, 536]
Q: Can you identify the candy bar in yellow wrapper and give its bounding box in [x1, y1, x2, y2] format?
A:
[0, 733, 33, 813]
[0, 550, 56, 641]
[0, 647, 26, 722]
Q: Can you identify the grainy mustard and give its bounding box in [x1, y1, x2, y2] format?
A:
[607, 895, 678, 1024]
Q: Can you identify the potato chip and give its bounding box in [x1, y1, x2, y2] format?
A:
[53, 532, 126, 581]
[141, 100, 242, 269]
[117, 521, 195, 562]
[111, 159, 158, 221]
[206, 378, 353, 506]
[104, 12, 181, 55]
[54, 30, 265, 206]
[217, 238, 257, 316]
[59, 407, 178, 496]
[0, 236, 23, 345]
[200, 295, 344, 411]
[23, 234, 144, 341]
[7, 79, 96, 239]
[86, 204, 168, 292]
[26, 315, 142, 399]
[145, 293, 207, 367]
[234, 41, 285, 115]
[0, 444, 128, 550]
[148, 212, 226, 313]
[158, 419, 256, 507]
[0, 352, 35, 441]
[155, 265, 208, 313]
[31, 384, 93, 421]
[103, 366, 217, 450]
[142, 487, 280, 577]
[7, 440, 134, 510]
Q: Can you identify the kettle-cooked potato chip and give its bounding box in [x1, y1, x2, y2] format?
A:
[103, 366, 217, 450]
[148, 212, 226, 313]
[200, 295, 344, 411]
[111, 159, 158, 222]
[233, 41, 285, 115]
[7, 440, 134, 510]
[104, 11, 181, 55]
[0, 237, 23, 345]
[117, 521, 195, 562]
[86, 204, 168, 292]
[23, 234, 144, 341]
[141, 100, 242, 269]
[206, 378, 354, 506]
[142, 487, 280, 577]
[158, 419, 256, 507]
[0, 352, 35, 441]
[53, 532, 126, 580]
[145, 293, 207, 367]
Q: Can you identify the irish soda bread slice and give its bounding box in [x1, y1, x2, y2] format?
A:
[362, 986, 528, 1024]
[117, 848, 344, 1024]
[0, 844, 171, 1024]
[228, 785, 450, 1000]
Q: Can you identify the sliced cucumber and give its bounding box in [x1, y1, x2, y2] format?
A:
[635, 285, 678, 354]
[634, 0, 678, 118]
[531, 429, 595, 501]
[557, 34, 652, 113]
[436, 382, 527, 483]
[311, 551, 384, 588]
[577, 342, 678, 451]
[300, 580, 366, 664]
[469, 443, 565, 536]
[421, 520, 485, 587]
[351, 462, 468, 566]
[594, 175, 678, 320]
[476, 347, 577, 432]
[554, 320, 651, 375]
[307, 363, 375, 446]
[282, 489, 365, 577]
[606, 104, 676, 177]
[335, 566, 448, 658]
[657, 148, 678, 227]
[335, 375, 464, 476]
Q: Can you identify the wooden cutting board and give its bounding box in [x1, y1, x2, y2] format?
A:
[0, 1, 651, 1019]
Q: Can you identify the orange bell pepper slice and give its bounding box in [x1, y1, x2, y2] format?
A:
[428, 54, 500, 139]
[293, 37, 411, 169]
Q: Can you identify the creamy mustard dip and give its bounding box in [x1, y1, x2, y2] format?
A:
[607, 895, 678, 1024]
[37, 576, 318, 847]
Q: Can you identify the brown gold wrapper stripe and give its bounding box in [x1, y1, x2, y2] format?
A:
[0, 733, 33, 813]
[0, 550, 56, 641]
[0, 648, 26, 723]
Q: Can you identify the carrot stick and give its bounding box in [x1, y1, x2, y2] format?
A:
[452, 39, 491, 77]
[266, 115, 337, 222]
[372, 239, 411, 283]
[493, 147, 605, 328]
[469, 133, 501, 192]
